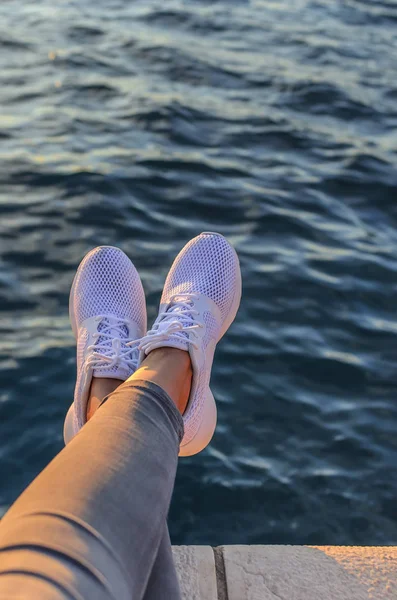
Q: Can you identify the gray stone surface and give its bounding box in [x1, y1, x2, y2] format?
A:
[220, 545, 397, 600]
[172, 545, 397, 600]
[309, 546, 397, 600]
[173, 545, 217, 600]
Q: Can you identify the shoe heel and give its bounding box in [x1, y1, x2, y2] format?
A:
[179, 389, 217, 457]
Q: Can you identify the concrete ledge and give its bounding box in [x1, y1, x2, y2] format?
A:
[172, 546, 397, 599]
[172, 546, 217, 600]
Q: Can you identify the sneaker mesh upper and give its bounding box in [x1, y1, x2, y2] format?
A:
[161, 233, 238, 322]
[202, 311, 219, 349]
[73, 246, 146, 327]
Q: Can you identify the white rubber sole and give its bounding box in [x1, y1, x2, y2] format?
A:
[179, 389, 217, 457]
[63, 250, 95, 444]
[63, 403, 75, 444]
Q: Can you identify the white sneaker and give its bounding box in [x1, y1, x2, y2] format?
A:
[63, 246, 146, 444]
[137, 232, 241, 456]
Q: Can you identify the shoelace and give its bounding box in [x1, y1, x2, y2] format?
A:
[134, 293, 203, 355]
[84, 316, 139, 373]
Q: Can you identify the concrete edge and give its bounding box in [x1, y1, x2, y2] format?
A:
[173, 545, 397, 600]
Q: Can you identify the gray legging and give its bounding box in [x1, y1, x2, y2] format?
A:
[0, 380, 184, 599]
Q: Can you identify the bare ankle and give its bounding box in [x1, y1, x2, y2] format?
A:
[87, 377, 124, 421]
[128, 347, 192, 415]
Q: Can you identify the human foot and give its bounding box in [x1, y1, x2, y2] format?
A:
[136, 232, 241, 456]
[63, 246, 146, 444]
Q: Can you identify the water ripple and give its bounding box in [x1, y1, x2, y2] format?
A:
[0, 0, 397, 546]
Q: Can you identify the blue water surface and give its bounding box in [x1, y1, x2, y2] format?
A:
[0, 0, 397, 545]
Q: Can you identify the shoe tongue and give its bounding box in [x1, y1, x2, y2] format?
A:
[169, 294, 194, 308]
[152, 297, 194, 352]
[96, 316, 129, 341]
[166, 298, 194, 336]
[168, 296, 195, 318]
[93, 316, 131, 379]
